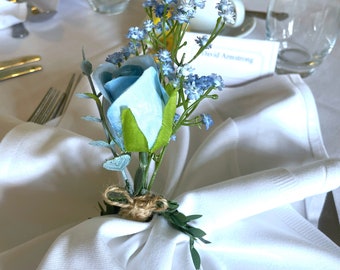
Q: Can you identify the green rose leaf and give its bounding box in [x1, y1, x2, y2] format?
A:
[151, 89, 177, 152]
[121, 108, 149, 152]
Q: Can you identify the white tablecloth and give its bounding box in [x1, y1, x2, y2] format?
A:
[0, 1, 339, 269]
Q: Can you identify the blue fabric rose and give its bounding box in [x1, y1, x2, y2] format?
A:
[92, 55, 176, 152]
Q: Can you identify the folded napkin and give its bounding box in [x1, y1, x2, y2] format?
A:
[0, 74, 339, 269]
[0, 0, 27, 30]
[36, 159, 340, 270]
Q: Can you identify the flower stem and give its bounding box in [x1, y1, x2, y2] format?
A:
[148, 146, 167, 191]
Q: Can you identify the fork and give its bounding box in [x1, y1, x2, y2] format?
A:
[27, 73, 81, 124]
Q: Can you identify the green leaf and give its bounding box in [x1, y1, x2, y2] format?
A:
[121, 108, 149, 152]
[185, 214, 203, 222]
[103, 154, 131, 171]
[150, 90, 177, 152]
[166, 200, 179, 211]
[187, 227, 207, 238]
[190, 244, 201, 270]
[81, 115, 102, 123]
[171, 211, 187, 225]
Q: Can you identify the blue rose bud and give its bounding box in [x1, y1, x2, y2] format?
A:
[92, 55, 176, 153]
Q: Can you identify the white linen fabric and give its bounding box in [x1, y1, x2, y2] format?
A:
[0, 74, 339, 270]
[0, 0, 27, 30]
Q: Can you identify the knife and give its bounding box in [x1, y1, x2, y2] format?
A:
[0, 65, 43, 81]
[0, 55, 41, 71]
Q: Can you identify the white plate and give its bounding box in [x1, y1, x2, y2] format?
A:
[220, 15, 256, 38]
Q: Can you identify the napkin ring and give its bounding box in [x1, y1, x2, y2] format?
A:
[103, 186, 169, 222]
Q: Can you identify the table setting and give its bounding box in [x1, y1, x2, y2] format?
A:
[1, 1, 340, 269]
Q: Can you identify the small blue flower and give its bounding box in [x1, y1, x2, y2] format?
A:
[143, 19, 154, 32]
[164, 0, 178, 4]
[127, 26, 146, 41]
[193, 0, 206, 9]
[177, 64, 194, 77]
[154, 3, 167, 18]
[157, 49, 172, 63]
[154, 21, 170, 32]
[142, 0, 156, 8]
[211, 73, 224, 90]
[201, 113, 214, 130]
[161, 62, 175, 76]
[216, 0, 237, 25]
[173, 3, 195, 23]
[106, 52, 124, 66]
[127, 41, 141, 55]
[195, 35, 212, 49]
[184, 74, 203, 100]
[121, 46, 131, 59]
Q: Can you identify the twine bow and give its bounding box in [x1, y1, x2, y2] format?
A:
[103, 186, 169, 222]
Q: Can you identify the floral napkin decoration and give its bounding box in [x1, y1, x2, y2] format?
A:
[79, 1, 237, 269]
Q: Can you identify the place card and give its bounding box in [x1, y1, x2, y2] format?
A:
[179, 32, 279, 86]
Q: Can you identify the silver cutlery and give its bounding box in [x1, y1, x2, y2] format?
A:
[27, 74, 81, 124]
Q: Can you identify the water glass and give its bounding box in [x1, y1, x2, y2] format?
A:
[266, 0, 340, 77]
[87, 0, 130, 15]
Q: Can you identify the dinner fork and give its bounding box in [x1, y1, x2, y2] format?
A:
[27, 73, 81, 124]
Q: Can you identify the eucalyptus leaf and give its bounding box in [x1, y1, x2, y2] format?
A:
[190, 243, 201, 270]
[187, 227, 207, 238]
[185, 214, 202, 222]
[82, 115, 102, 123]
[103, 154, 131, 171]
[171, 211, 187, 225]
[89, 140, 111, 148]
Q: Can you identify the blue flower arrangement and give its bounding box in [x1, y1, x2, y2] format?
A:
[80, 1, 237, 269]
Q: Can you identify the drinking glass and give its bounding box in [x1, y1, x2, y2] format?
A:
[87, 0, 130, 15]
[266, 0, 340, 77]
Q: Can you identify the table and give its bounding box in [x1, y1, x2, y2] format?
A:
[0, 1, 339, 269]
[1, 0, 339, 156]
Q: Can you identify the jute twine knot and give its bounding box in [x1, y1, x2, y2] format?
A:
[103, 186, 169, 222]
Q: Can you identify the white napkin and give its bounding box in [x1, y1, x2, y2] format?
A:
[35, 159, 340, 270]
[0, 75, 339, 269]
[180, 32, 279, 86]
[0, 0, 27, 30]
